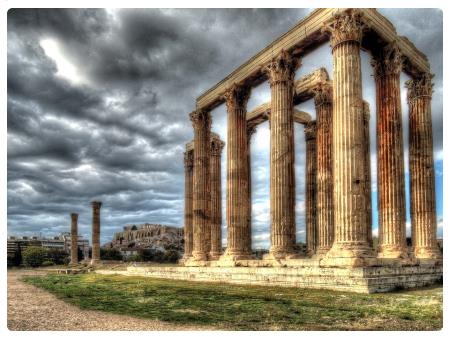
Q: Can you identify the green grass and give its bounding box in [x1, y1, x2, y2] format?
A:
[22, 273, 442, 330]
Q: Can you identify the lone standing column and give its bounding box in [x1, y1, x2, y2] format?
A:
[70, 213, 78, 264]
[210, 134, 225, 260]
[305, 121, 317, 256]
[222, 84, 253, 261]
[265, 50, 300, 259]
[314, 83, 334, 256]
[190, 109, 211, 261]
[363, 102, 373, 248]
[323, 10, 373, 266]
[247, 124, 257, 254]
[182, 147, 194, 261]
[91, 201, 102, 264]
[372, 42, 407, 258]
[406, 74, 441, 259]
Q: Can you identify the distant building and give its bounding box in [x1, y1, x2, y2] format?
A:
[7, 233, 90, 261]
[105, 223, 184, 255]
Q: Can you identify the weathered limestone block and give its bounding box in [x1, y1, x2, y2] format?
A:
[210, 134, 225, 260]
[190, 109, 212, 261]
[264, 50, 300, 259]
[372, 42, 408, 258]
[221, 84, 253, 261]
[406, 74, 441, 259]
[182, 148, 194, 261]
[322, 10, 374, 266]
[70, 213, 78, 264]
[91, 201, 102, 264]
[304, 121, 317, 256]
[313, 82, 334, 256]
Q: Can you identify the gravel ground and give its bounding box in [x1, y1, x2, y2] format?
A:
[7, 269, 211, 331]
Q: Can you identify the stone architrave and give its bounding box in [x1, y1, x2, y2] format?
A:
[182, 149, 194, 261]
[210, 135, 225, 260]
[322, 10, 374, 266]
[70, 213, 79, 264]
[189, 109, 212, 261]
[91, 201, 102, 264]
[406, 74, 441, 259]
[372, 42, 408, 258]
[221, 84, 253, 261]
[313, 82, 334, 256]
[362, 101, 373, 248]
[304, 121, 317, 256]
[264, 50, 300, 259]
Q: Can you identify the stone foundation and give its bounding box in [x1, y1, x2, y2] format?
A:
[95, 261, 442, 294]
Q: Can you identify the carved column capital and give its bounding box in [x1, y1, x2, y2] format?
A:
[71, 213, 78, 221]
[313, 82, 333, 106]
[304, 121, 317, 141]
[91, 200, 102, 209]
[184, 150, 194, 169]
[263, 50, 300, 86]
[406, 73, 434, 103]
[371, 41, 404, 78]
[223, 84, 251, 111]
[324, 10, 366, 50]
[210, 137, 225, 156]
[190, 109, 211, 131]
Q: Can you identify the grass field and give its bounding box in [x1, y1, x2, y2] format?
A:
[23, 273, 442, 330]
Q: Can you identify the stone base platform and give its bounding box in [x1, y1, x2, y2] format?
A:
[95, 260, 442, 293]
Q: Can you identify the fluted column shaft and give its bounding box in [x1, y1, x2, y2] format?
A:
[247, 125, 257, 253]
[372, 43, 407, 258]
[190, 109, 211, 261]
[406, 74, 441, 259]
[223, 85, 252, 260]
[210, 136, 225, 259]
[265, 51, 299, 259]
[91, 201, 102, 263]
[183, 150, 194, 260]
[324, 10, 372, 263]
[70, 213, 78, 264]
[363, 102, 373, 247]
[314, 84, 334, 255]
[305, 122, 317, 256]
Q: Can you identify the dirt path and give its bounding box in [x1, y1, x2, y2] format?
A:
[7, 269, 210, 331]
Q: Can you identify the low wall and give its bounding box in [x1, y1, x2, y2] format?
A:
[95, 263, 442, 293]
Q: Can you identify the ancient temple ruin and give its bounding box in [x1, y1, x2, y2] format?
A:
[120, 8, 442, 293]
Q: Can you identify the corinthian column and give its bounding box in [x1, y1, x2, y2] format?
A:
[247, 124, 257, 253]
[221, 84, 253, 261]
[372, 42, 408, 258]
[182, 147, 194, 261]
[322, 10, 374, 266]
[91, 201, 102, 264]
[313, 83, 334, 256]
[189, 109, 211, 261]
[70, 213, 78, 264]
[305, 121, 317, 256]
[210, 134, 225, 260]
[363, 102, 373, 247]
[406, 74, 441, 259]
[264, 50, 300, 259]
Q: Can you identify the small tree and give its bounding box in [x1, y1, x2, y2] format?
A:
[22, 246, 47, 268]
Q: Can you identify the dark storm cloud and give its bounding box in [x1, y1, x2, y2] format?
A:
[7, 8, 443, 245]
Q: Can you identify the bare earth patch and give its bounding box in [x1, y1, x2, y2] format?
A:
[7, 269, 210, 331]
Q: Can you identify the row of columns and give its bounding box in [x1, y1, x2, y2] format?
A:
[68, 200, 102, 264]
[184, 9, 440, 264]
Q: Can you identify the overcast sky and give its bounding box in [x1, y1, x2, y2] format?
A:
[7, 8, 443, 247]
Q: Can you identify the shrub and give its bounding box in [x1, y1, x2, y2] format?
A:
[42, 260, 55, 267]
[7, 250, 22, 267]
[164, 249, 180, 263]
[47, 249, 69, 265]
[100, 248, 123, 260]
[22, 246, 48, 267]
